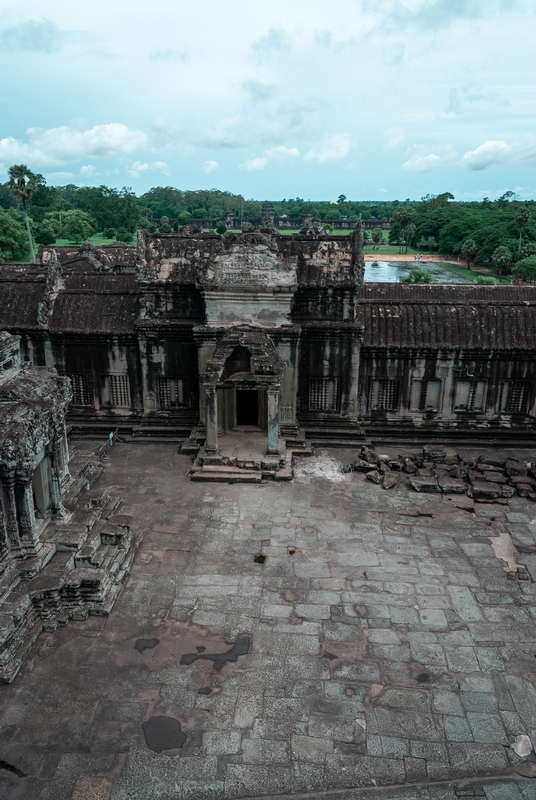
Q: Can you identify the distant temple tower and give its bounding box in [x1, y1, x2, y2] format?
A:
[261, 201, 275, 228]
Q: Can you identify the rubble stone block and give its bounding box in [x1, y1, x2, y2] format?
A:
[383, 472, 399, 490]
[469, 481, 503, 500]
[423, 444, 447, 461]
[366, 470, 382, 485]
[409, 476, 440, 493]
[438, 477, 467, 494]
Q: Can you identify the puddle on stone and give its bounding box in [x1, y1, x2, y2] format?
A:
[142, 716, 186, 753]
[0, 760, 26, 778]
[180, 635, 250, 671]
[134, 638, 160, 653]
[416, 672, 431, 683]
[197, 687, 212, 695]
[254, 555, 266, 564]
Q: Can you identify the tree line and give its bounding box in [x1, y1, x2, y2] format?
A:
[0, 167, 535, 280]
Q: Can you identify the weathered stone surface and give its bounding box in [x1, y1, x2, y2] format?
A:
[354, 459, 377, 472]
[366, 470, 382, 484]
[423, 444, 447, 461]
[382, 472, 399, 490]
[409, 476, 440, 493]
[403, 458, 417, 474]
[470, 481, 503, 499]
[437, 477, 467, 494]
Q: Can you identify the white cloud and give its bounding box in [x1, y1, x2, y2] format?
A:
[0, 123, 149, 169]
[153, 161, 169, 172]
[128, 160, 149, 177]
[0, 18, 68, 53]
[459, 138, 536, 170]
[203, 160, 219, 173]
[241, 156, 269, 172]
[79, 164, 97, 177]
[402, 152, 455, 172]
[304, 134, 353, 164]
[240, 146, 300, 171]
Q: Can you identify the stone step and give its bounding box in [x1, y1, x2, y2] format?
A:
[190, 467, 262, 483]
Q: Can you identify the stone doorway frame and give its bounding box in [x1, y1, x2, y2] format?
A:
[200, 325, 286, 455]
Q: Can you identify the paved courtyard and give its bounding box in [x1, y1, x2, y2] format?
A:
[2, 442, 536, 800]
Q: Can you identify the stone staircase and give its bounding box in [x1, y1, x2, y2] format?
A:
[188, 432, 314, 483]
[0, 445, 142, 683]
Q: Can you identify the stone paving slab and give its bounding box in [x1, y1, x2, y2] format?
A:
[2, 443, 536, 799]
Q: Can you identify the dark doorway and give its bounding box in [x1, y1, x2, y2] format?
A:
[236, 390, 259, 426]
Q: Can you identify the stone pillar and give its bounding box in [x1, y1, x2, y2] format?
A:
[348, 331, 361, 422]
[205, 387, 219, 452]
[2, 477, 20, 548]
[267, 389, 280, 455]
[50, 442, 66, 518]
[15, 476, 37, 544]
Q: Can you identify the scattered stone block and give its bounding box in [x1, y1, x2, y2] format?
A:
[366, 470, 382, 485]
[438, 477, 467, 494]
[516, 484, 534, 498]
[403, 458, 417, 474]
[409, 476, 440, 493]
[361, 446, 379, 465]
[388, 460, 401, 471]
[479, 453, 506, 468]
[469, 481, 503, 500]
[354, 458, 377, 472]
[382, 472, 398, 490]
[505, 458, 527, 477]
[423, 444, 446, 461]
[482, 472, 508, 484]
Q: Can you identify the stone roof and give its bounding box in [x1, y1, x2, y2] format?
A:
[357, 284, 536, 350]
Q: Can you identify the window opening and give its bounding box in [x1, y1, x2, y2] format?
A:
[370, 379, 400, 411]
[308, 379, 340, 412]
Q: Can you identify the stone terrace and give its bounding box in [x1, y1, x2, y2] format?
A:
[1, 443, 536, 799]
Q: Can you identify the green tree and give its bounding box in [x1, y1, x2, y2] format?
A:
[371, 228, 383, 249]
[400, 268, 435, 284]
[7, 164, 42, 263]
[35, 226, 56, 246]
[512, 255, 536, 282]
[62, 209, 94, 243]
[0, 208, 30, 260]
[515, 208, 531, 262]
[393, 206, 417, 253]
[337, 194, 347, 204]
[461, 238, 477, 269]
[492, 245, 512, 276]
[215, 222, 227, 235]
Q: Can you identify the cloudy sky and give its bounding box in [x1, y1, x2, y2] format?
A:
[1, 0, 535, 200]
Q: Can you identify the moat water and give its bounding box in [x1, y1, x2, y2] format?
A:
[364, 260, 470, 283]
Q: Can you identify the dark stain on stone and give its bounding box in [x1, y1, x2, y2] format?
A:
[142, 716, 186, 753]
[196, 645, 206, 653]
[254, 554, 266, 564]
[181, 635, 250, 670]
[416, 672, 431, 683]
[323, 651, 338, 660]
[197, 687, 212, 695]
[134, 638, 160, 653]
[0, 760, 26, 778]
[287, 547, 296, 555]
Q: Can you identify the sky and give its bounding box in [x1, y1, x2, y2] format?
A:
[0, 0, 535, 201]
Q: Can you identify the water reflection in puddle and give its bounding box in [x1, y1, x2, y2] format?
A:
[365, 261, 470, 283]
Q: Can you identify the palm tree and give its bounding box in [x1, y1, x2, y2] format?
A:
[515, 208, 531, 262]
[8, 164, 41, 263]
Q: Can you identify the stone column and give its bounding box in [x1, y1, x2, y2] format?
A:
[348, 330, 361, 422]
[267, 389, 280, 455]
[15, 476, 37, 544]
[2, 477, 21, 548]
[50, 443, 66, 518]
[205, 387, 219, 453]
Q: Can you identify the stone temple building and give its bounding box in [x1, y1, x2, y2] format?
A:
[0, 331, 139, 682]
[1, 223, 536, 480]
